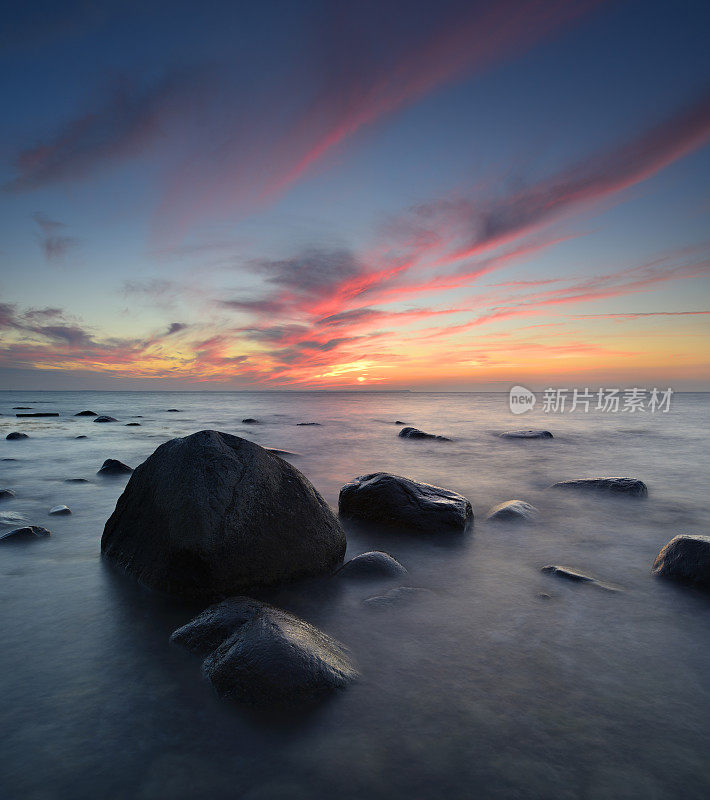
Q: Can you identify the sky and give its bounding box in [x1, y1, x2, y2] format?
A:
[0, 0, 709, 391]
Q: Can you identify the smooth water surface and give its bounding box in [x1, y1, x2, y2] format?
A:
[1, 391, 709, 799]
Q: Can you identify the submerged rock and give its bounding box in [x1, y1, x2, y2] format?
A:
[6, 432, 28, 440]
[125, 422, 141, 426]
[101, 430, 346, 598]
[339, 472, 472, 533]
[541, 565, 620, 592]
[166, 409, 181, 412]
[499, 429, 553, 439]
[94, 416, 117, 423]
[337, 551, 407, 579]
[65, 478, 90, 483]
[0, 489, 16, 501]
[49, 505, 71, 515]
[398, 426, 451, 441]
[364, 586, 432, 607]
[394, 420, 407, 425]
[12, 406, 32, 410]
[551, 477, 647, 497]
[16, 412, 58, 417]
[486, 500, 538, 522]
[75, 410, 98, 416]
[97, 459, 133, 476]
[74, 435, 88, 439]
[0, 525, 51, 543]
[173, 597, 358, 704]
[651, 535, 710, 587]
[241, 418, 260, 424]
[296, 422, 321, 426]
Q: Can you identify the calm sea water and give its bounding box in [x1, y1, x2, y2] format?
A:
[1, 391, 709, 800]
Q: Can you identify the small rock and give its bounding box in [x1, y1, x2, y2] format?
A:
[550, 477, 647, 497]
[75, 410, 98, 416]
[337, 551, 407, 579]
[94, 416, 117, 423]
[498, 430, 553, 439]
[166, 409, 181, 412]
[364, 586, 432, 607]
[0, 525, 51, 543]
[97, 459, 133, 476]
[394, 420, 407, 425]
[541, 565, 620, 592]
[172, 597, 358, 704]
[125, 422, 141, 426]
[242, 418, 260, 424]
[651, 535, 710, 587]
[65, 478, 90, 483]
[296, 422, 321, 426]
[49, 505, 71, 515]
[486, 500, 538, 522]
[12, 406, 32, 410]
[339, 472, 472, 533]
[74, 435, 88, 439]
[0, 489, 16, 501]
[6, 432, 28, 440]
[15, 412, 59, 417]
[398, 426, 451, 441]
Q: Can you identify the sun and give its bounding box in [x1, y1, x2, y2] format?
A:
[357, 376, 366, 383]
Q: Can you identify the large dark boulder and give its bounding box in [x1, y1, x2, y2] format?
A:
[101, 430, 346, 598]
[339, 472, 472, 533]
[550, 477, 647, 497]
[192, 598, 358, 704]
[6, 432, 28, 440]
[75, 410, 98, 416]
[398, 426, 451, 441]
[499, 429, 553, 439]
[94, 416, 117, 423]
[651, 535, 710, 587]
[337, 551, 407, 579]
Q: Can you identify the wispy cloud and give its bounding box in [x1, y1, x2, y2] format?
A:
[32, 213, 79, 262]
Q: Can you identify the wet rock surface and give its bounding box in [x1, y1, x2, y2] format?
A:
[651, 535, 710, 587]
[550, 477, 647, 497]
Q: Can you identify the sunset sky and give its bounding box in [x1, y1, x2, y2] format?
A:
[1, 0, 709, 390]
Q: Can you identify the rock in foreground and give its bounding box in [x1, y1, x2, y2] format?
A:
[486, 500, 538, 522]
[102, 430, 346, 598]
[398, 426, 451, 441]
[173, 597, 358, 704]
[6, 432, 28, 440]
[337, 551, 407, 579]
[551, 477, 647, 497]
[339, 472, 472, 533]
[651, 535, 710, 587]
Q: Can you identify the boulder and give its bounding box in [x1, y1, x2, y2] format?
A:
[398, 426, 451, 442]
[0, 489, 15, 501]
[486, 500, 538, 522]
[75, 410, 98, 416]
[651, 535, 710, 587]
[0, 525, 51, 543]
[49, 505, 71, 515]
[101, 430, 346, 598]
[499, 429, 553, 439]
[173, 597, 358, 704]
[364, 586, 432, 607]
[551, 477, 647, 497]
[97, 459, 133, 476]
[6, 432, 28, 440]
[339, 472, 472, 533]
[337, 551, 407, 579]
[541, 564, 620, 592]
[242, 418, 260, 424]
[94, 416, 117, 423]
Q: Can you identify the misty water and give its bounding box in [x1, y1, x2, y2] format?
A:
[1, 391, 708, 800]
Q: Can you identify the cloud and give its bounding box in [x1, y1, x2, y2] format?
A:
[164, 322, 188, 335]
[8, 70, 206, 192]
[32, 213, 79, 261]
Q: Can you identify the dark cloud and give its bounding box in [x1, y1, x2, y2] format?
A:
[165, 322, 188, 335]
[32, 213, 79, 262]
[255, 248, 363, 295]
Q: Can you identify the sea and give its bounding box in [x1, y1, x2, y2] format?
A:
[0, 390, 708, 800]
